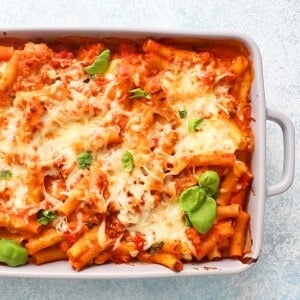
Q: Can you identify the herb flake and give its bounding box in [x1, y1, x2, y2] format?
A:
[129, 88, 151, 100]
[0, 170, 12, 180]
[76, 151, 93, 169]
[179, 110, 187, 119]
[37, 210, 57, 226]
[188, 118, 204, 133]
[121, 150, 134, 172]
[84, 49, 110, 75]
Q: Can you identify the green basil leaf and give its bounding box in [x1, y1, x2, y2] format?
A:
[0, 169, 12, 180]
[129, 88, 151, 99]
[188, 118, 204, 133]
[37, 210, 57, 225]
[84, 49, 110, 75]
[184, 214, 192, 227]
[121, 150, 134, 172]
[198, 170, 220, 198]
[187, 196, 217, 234]
[0, 238, 28, 267]
[179, 110, 187, 119]
[179, 186, 206, 212]
[76, 151, 92, 169]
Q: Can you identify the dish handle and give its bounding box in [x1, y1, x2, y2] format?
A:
[266, 108, 295, 196]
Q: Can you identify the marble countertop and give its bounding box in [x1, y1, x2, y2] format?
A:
[0, 1, 299, 299]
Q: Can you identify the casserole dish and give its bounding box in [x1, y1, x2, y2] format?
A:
[0, 29, 295, 278]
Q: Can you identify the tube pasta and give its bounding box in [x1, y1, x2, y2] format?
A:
[217, 161, 247, 206]
[0, 46, 14, 61]
[25, 229, 63, 255]
[143, 39, 197, 61]
[58, 197, 82, 216]
[229, 211, 250, 257]
[26, 165, 44, 204]
[145, 52, 170, 71]
[0, 36, 254, 272]
[0, 228, 33, 243]
[207, 246, 222, 261]
[71, 243, 103, 271]
[193, 221, 234, 260]
[67, 226, 100, 259]
[231, 56, 249, 76]
[32, 246, 68, 265]
[138, 252, 183, 272]
[151, 252, 183, 272]
[94, 250, 111, 265]
[189, 153, 235, 168]
[230, 189, 247, 207]
[217, 204, 241, 219]
[0, 212, 41, 234]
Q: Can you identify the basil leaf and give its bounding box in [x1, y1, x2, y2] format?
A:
[84, 49, 110, 75]
[199, 170, 220, 198]
[179, 186, 206, 212]
[179, 110, 187, 119]
[184, 214, 192, 227]
[129, 88, 151, 100]
[188, 118, 204, 133]
[76, 151, 92, 169]
[37, 210, 57, 226]
[0, 238, 28, 267]
[121, 150, 134, 172]
[0, 169, 12, 180]
[187, 197, 217, 234]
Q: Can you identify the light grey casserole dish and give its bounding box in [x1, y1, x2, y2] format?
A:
[0, 29, 295, 278]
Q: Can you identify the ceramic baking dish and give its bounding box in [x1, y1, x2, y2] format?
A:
[0, 29, 295, 278]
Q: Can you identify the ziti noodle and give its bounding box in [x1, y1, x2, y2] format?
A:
[0, 36, 253, 271]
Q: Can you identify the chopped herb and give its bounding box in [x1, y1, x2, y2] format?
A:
[37, 210, 57, 226]
[121, 150, 134, 172]
[84, 49, 110, 75]
[129, 88, 151, 100]
[76, 151, 93, 169]
[179, 109, 187, 119]
[188, 118, 204, 133]
[147, 242, 164, 254]
[0, 169, 12, 180]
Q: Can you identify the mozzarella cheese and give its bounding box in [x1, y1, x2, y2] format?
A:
[0, 39, 251, 259]
[127, 201, 192, 250]
[175, 116, 242, 157]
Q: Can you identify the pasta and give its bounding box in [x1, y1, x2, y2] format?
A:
[0, 36, 253, 272]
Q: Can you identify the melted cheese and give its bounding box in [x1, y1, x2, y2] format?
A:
[6, 183, 28, 211]
[128, 201, 192, 250]
[0, 107, 22, 153]
[175, 116, 242, 157]
[0, 163, 28, 211]
[161, 66, 206, 99]
[0, 39, 252, 263]
[0, 61, 8, 74]
[101, 149, 157, 225]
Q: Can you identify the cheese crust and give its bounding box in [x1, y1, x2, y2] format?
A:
[0, 37, 253, 271]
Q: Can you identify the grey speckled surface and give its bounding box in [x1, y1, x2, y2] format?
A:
[0, 0, 299, 299]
